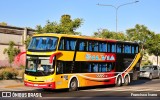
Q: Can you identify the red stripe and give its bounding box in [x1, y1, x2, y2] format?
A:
[49, 52, 62, 63]
[24, 81, 55, 89]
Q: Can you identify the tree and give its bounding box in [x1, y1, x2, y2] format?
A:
[36, 14, 83, 35]
[126, 24, 154, 50]
[94, 29, 127, 41]
[147, 34, 160, 56]
[3, 41, 20, 66]
[126, 24, 155, 56]
[24, 36, 31, 49]
[0, 22, 7, 26]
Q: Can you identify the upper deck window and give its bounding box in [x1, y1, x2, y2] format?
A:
[88, 41, 98, 52]
[79, 40, 88, 51]
[135, 46, 139, 53]
[117, 44, 122, 53]
[124, 45, 131, 53]
[99, 42, 107, 52]
[28, 37, 58, 51]
[59, 37, 77, 51]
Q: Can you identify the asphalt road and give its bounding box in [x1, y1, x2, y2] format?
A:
[34, 78, 160, 99]
[1, 78, 160, 100]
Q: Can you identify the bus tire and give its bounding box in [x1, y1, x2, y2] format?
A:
[69, 78, 78, 91]
[123, 75, 129, 86]
[115, 76, 122, 87]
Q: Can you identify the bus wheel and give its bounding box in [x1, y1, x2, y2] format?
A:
[69, 78, 78, 91]
[115, 76, 122, 87]
[123, 75, 129, 86]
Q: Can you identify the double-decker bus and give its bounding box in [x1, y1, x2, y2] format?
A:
[19, 33, 141, 91]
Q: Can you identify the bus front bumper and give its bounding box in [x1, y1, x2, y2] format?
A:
[24, 81, 55, 89]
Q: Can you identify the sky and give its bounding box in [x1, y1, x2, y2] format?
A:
[0, 0, 160, 36]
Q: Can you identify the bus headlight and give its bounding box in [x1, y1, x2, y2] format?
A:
[24, 74, 27, 81]
[45, 78, 53, 82]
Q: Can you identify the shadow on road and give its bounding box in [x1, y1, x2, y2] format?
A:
[129, 78, 152, 86]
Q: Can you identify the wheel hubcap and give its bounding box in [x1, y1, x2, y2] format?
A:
[71, 82, 76, 88]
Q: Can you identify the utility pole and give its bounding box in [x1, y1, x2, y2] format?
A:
[97, 1, 139, 32]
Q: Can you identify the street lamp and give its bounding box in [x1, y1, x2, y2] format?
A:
[97, 1, 139, 32]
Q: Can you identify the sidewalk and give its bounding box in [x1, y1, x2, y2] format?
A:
[0, 79, 24, 88]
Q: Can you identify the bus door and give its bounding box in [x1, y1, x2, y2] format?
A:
[55, 61, 69, 89]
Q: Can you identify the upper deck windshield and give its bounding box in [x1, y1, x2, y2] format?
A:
[28, 36, 58, 51]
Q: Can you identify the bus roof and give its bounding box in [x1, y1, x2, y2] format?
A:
[33, 33, 139, 44]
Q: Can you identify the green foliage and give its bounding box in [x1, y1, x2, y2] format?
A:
[0, 67, 19, 80]
[141, 60, 153, 66]
[3, 41, 20, 66]
[2, 72, 13, 80]
[0, 22, 7, 26]
[126, 24, 154, 50]
[94, 29, 127, 41]
[126, 24, 159, 57]
[36, 14, 83, 35]
[24, 36, 31, 49]
[147, 34, 160, 56]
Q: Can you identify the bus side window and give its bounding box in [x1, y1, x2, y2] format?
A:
[132, 46, 135, 54]
[117, 44, 122, 53]
[135, 46, 138, 53]
[59, 61, 72, 73]
[108, 44, 111, 52]
[56, 61, 63, 74]
[88, 63, 92, 72]
[79, 40, 88, 51]
[99, 42, 107, 52]
[93, 63, 98, 72]
[124, 45, 131, 53]
[66, 39, 70, 50]
[88, 41, 93, 52]
[59, 38, 64, 50]
[111, 44, 116, 52]
[101, 64, 107, 72]
[65, 38, 76, 51]
[70, 39, 76, 50]
[94, 42, 98, 52]
[79, 41, 84, 51]
[81, 62, 90, 73]
[99, 64, 102, 72]
[107, 63, 112, 72]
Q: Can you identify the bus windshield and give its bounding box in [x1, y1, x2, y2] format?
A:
[25, 58, 55, 76]
[28, 37, 58, 51]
